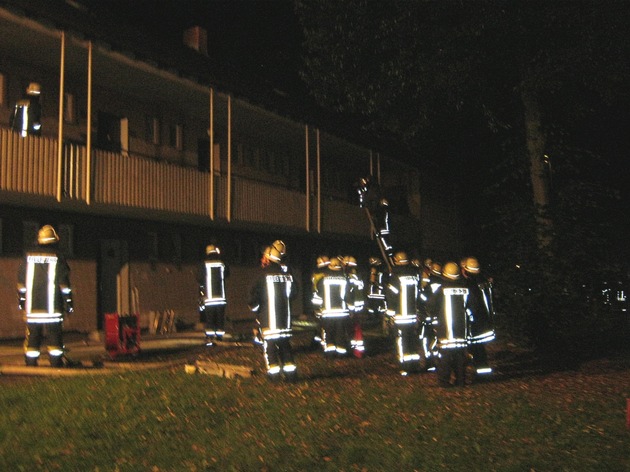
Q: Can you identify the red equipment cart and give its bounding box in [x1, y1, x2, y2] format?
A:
[105, 313, 141, 359]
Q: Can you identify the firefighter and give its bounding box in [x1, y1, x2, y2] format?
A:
[313, 256, 353, 357]
[366, 256, 387, 329]
[427, 261, 470, 387]
[385, 251, 422, 375]
[356, 176, 379, 211]
[311, 255, 330, 347]
[414, 258, 437, 371]
[10, 82, 42, 137]
[375, 198, 393, 258]
[462, 257, 496, 375]
[356, 177, 392, 258]
[198, 244, 229, 346]
[17, 225, 73, 367]
[420, 258, 433, 290]
[248, 245, 298, 382]
[343, 255, 365, 358]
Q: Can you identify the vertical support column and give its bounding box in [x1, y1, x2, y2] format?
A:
[316, 128, 321, 234]
[56, 31, 66, 202]
[227, 95, 232, 223]
[86, 40, 92, 205]
[369, 150, 373, 177]
[305, 124, 310, 232]
[209, 87, 214, 220]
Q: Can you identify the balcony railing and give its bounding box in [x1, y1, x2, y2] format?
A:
[0, 129, 57, 197]
[1, 129, 374, 238]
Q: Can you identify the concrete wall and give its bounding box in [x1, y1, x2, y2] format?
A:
[0, 256, 306, 340]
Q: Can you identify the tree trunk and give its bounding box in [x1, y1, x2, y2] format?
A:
[521, 84, 553, 251]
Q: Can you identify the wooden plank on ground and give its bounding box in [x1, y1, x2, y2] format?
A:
[186, 359, 255, 379]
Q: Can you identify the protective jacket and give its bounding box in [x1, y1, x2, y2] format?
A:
[427, 279, 469, 349]
[10, 96, 42, 137]
[18, 248, 72, 324]
[385, 265, 419, 322]
[385, 264, 421, 368]
[199, 257, 228, 307]
[312, 268, 352, 318]
[249, 264, 297, 340]
[464, 273, 495, 344]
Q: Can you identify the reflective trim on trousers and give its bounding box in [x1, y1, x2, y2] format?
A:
[470, 331, 495, 344]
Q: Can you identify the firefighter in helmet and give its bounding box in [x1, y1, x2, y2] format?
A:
[375, 198, 393, 258]
[366, 256, 387, 330]
[313, 256, 353, 357]
[385, 251, 422, 375]
[10, 82, 42, 137]
[248, 244, 298, 382]
[462, 257, 495, 375]
[198, 244, 229, 345]
[342, 255, 365, 358]
[427, 261, 470, 387]
[311, 255, 330, 347]
[17, 225, 73, 367]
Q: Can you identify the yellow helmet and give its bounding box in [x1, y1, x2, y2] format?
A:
[37, 225, 59, 245]
[206, 244, 220, 256]
[329, 256, 343, 271]
[430, 262, 442, 276]
[264, 245, 282, 263]
[342, 255, 357, 267]
[464, 257, 481, 274]
[411, 258, 421, 268]
[369, 256, 382, 267]
[316, 255, 330, 268]
[272, 240, 286, 257]
[423, 258, 433, 269]
[26, 82, 41, 96]
[393, 251, 409, 266]
[442, 262, 461, 280]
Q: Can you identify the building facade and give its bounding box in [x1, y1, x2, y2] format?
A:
[0, 1, 459, 339]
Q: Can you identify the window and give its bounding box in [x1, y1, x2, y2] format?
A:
[146, 116, 160, 145]
[170, 124, 183, 150]
[63, 92, 75, 123]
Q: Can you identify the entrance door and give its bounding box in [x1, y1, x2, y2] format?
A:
[98, 239, 129, 330]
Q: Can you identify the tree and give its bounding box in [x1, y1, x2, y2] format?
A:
[295, 0, 630, 355]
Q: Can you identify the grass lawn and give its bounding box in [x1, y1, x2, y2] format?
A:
[1, 331, 628, 471]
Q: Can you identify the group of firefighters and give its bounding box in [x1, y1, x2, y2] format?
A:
[14, 173, 494, 388]
[196, 234, 495, 386]
[310, 251, 495, 386]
